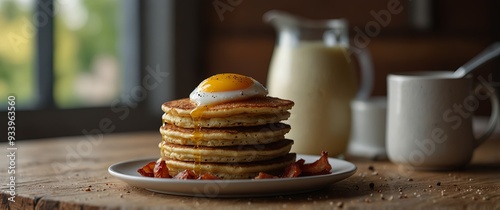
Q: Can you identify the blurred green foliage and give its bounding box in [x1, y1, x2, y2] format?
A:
[0, 0, 35, 106]
[0, 0, 121, 108]
[54, 0, 121, 107]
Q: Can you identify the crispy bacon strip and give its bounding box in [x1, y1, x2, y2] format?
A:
[174, 169, 197, 179]
[198, 173, 220, 180]
[154, 160, 171, 178]
[281, 159, 305, 178]
[137, 161, 155, 177]
[300, 151, 332, 176]
[297, 159, 306, 165]
[254, 172, 279, 179]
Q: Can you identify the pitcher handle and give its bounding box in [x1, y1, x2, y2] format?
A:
[474, 83, 499, 148]
[349, 47, 374, 100]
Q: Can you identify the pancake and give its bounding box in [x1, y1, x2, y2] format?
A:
[160, 139, 293, 162]
[163, 153, 297, 179]
[154, 93, 296, 179]
[160, 123, 291, 146]
[162, 97, 294, 118]
[163, 112, 290, 128]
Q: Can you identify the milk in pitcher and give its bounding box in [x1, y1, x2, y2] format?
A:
[267, 41, 357, 156]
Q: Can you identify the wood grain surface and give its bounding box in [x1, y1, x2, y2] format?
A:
[1, 130, 500, 209]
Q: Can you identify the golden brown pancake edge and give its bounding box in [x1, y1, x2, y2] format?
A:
[163, 153, 297, 179]
[161, 96, 294, 117]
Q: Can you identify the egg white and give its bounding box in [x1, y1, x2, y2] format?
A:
[189, 78, 268, 106]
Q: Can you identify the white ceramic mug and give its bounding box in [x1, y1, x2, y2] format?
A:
[386, 71, 499, 169]
[348, 97, 387, 160]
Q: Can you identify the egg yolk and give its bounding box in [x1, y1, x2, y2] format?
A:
[199, 73, 253, 92]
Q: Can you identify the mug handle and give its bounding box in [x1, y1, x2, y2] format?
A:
[474, 83, 499, 148]
[348, 47, 374, 100]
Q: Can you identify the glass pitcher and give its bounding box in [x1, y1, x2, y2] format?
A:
[264, 10, 373, 156]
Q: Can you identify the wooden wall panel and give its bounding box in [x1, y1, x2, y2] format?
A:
[198, 0, 499, 100]
[435, 0, 496, 33]
[204, 36, 274, 84]
[202, 0, 410, 32]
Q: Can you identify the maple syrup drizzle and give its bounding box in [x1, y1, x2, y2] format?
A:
[189, 105, 211, 175]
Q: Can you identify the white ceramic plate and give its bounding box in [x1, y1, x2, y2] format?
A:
[108, 154, 356, 197]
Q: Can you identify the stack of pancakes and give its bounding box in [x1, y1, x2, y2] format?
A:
[159, 96, 295, 179]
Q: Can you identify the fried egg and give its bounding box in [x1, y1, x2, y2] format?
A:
[189, 73, 268, 106]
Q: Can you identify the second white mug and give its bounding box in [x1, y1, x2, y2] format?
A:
[348, 97, 387, 160]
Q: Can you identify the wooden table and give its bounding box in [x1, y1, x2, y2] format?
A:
[2, 127, 500, 209]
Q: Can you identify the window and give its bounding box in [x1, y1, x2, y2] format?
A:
[1, 0, 201, 140]
[54, 0, 122, 108]
[0, 0, 36, 108]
